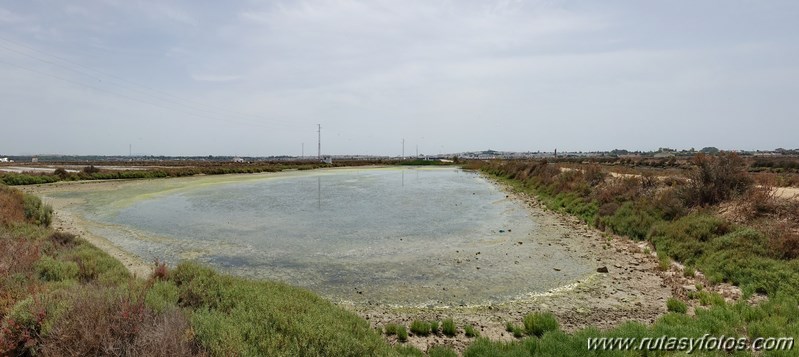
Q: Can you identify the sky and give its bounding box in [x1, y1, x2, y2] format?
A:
[0, 0, 797, 156]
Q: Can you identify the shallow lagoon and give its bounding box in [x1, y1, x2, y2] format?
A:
[53, 167, 593, 306]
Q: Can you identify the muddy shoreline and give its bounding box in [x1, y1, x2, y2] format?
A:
[22, 170, 683, 353]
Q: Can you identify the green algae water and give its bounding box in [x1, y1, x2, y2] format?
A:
[51, 167, 593, 306]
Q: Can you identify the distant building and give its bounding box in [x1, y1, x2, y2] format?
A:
[232, 157, 244, 163]
[31, 157, 39, 163]
[321, 156, 333, 164]
[0, 157, 8, 163]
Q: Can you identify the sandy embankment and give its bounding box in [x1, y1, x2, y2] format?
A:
[20, 181, 153, 279]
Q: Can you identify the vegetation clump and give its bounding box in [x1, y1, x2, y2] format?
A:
[522, 312, 559, 337]
[441, 318, 457, 337]
[410, 320, 432, 336]
[666, 298, 688, 313]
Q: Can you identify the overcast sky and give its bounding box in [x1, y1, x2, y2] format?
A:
[1, 1, 797, 156]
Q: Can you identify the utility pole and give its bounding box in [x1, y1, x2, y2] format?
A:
[317, 124, 321, 160]
[302, 143, 304, 158]
[416, 144, 418, 158]
[129, 144, 132, 157]
[402, 138, 405, 159]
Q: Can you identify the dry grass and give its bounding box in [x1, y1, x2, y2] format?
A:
[39, 287, 202, 357]
[0, 185, 25, 226]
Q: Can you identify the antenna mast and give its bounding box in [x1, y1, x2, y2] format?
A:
[317, 124, 321, 160]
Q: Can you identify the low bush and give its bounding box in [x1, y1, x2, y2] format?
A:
[600, 201, 661, 240]
[666, 298, 687, 313]
[430, 320, 439, 335]
[410, 320, 431, 336]
[464, 325, 479, 338]
[35, 256, 79, 282]
[396, 324, 409, 342]
[682, 153, 752, 206]
[22, 193, 52, 227]
[522, 312, 559, 337]
[442, 318, 457, 337]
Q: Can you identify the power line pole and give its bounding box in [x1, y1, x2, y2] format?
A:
[317, 124, 321, 160]
[129, 144, 132, 157]
[416, 144, 418, 158]
[301, 143, 304, 158]
[402, 138, 405, 159]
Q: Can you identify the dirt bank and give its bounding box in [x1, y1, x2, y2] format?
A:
[347, 177, 685, 353]
[20, 180, 153, 278]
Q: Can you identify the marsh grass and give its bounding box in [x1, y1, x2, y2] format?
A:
[410, 320, 431, 336]
[666, 298, 687, 313]
[522, 312, 559, 337]
[427, 345, 458, 357]
[464, 325, 479, 338]
[430, 320, 440, 335]
[442, 318, 457, 337]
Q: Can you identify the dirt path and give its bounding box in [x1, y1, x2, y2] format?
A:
[774, 186, 799, 200]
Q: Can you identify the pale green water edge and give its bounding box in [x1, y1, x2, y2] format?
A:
[49, 167, 593, 307]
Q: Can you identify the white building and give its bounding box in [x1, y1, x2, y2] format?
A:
[0, 157, 8, 163]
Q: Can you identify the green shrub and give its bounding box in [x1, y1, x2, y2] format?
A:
[667, 298, 687, 313]
[464, 325, 479, 338]
[410, 320, 431, 336]
[430, 320, 439, 335]
[35, 256, 79, 282]
[145, 280, 180, 313]
[442, 318, 457, 337]
[648, 214, 730, 264]
[22, 193, 52, 227]
[697, 291, 725, 306]
[601, 201, 661, 240]
[522, 312, 559, 337]
[384, 323, 401, 336]
[171, 262, 392, 355]
[396, 324, 409, 342]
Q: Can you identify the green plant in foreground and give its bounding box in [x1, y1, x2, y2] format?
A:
[430, 320, 440, 335]
[698, 291, 725, 306]
[427, 345, 457, 357]
[384, 323, 400, 336]
[683, 266, 695, 277]
[410, 320, 432, 336]
[464, 325, 479, 338]
[523, 312, 559, 337]
[667, 297, 687, 313]
[442, 318, 457, 337]
[397, 324, 409, 342]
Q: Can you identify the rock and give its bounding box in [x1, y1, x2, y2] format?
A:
[597, 266, 609, 273]
[553, 268, 561, 271]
